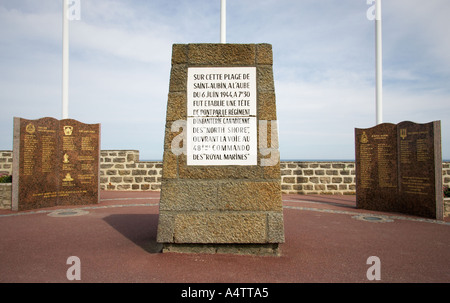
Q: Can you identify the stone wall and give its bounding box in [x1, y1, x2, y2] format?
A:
[0, 184, 12, 209]
[445, 199, 450, 217]
[281, 161, 356, 195]
[442, 163, 450, 189]
[0, 151, 13, 209]
[1, 150, 449, 195]
[0, 151, 13, 175]
[100, 150, 162, 191]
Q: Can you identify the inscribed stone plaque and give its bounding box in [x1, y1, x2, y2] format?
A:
[12, 117, 100, 211]
[355, 123, 398, 212]
[397, 121, 443, 219]
[187, 67, 257, 165]
[355, 120, 443, 220]
[157, 44, 284, 254]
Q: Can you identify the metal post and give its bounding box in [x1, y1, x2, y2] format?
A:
[220, 0, 226, 43]
[375, 0, 382, 124]
[62, 0, 69, 119]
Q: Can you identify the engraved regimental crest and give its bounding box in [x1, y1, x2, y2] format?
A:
[400, 128, 407, 140]
[360, 131, 369, 144]
[25, 123, 35, 134]
[63, 125, 73, 136]
[63, 173, 74, 181]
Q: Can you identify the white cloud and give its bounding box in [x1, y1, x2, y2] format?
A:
[0, 0, 449, 160]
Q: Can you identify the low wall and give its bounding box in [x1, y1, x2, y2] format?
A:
[0, 151, 13, 175]
[100, 150, 162, 191]
[281, 161, 356, 195]
[1, 150, 450, 195]
[0, 184, 12, 209]
[99, 152, 361, 195]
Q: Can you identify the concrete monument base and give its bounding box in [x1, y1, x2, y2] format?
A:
[162, 243, 281, 256]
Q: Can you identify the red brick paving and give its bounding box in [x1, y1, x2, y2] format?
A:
[0, 191, 449, 283]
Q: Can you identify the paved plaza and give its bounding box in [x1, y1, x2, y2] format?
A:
[0, 191, 449, 283]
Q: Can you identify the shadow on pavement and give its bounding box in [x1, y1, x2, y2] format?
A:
[103, 213, 163, 254]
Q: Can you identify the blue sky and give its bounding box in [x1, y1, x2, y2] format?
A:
[0, 0, 449, 160]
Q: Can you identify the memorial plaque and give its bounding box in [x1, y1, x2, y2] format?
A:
[355, 123, 398, 212]
[187, 67, 257, 166]
[12, 117, 100, 211]
[157, 44, 284, 254]
[355, 121, 443, 220]
[397, 121, 443, 219]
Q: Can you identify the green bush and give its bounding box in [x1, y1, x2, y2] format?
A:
[444, 186, 450, 198]
[0, 174, 12, 183]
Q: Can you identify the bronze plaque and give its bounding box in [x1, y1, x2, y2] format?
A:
[355, 121, 443, 219]
[12, 117, 100, 211]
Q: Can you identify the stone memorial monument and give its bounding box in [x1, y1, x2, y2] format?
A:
[157, 44, 285, 255]
[355, 121, 443, 220]
[12, 117, 100, 211]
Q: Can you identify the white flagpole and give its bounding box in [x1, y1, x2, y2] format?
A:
[375, 0, 382, 125]
[220, 0, 226, 43]
[62, 0, 69, 119]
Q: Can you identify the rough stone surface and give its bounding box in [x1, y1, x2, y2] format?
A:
[100, 150, 162, 191]
[165, 92, 187, 121]
[445, 199, 450, 217]
[217, 181, 282, 211]
[158, 180, 281, 212]
[0, 184, 12, 209]
[258, 92, 277, 121]
[156, 44, 285, 250]
[187, 44, 256, 66]
[172, 212, 267, 243]
[161, 243, 280, 256]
